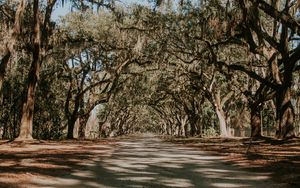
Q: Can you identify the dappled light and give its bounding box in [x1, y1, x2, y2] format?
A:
[1, 0, 300, 187]
[0, 136, 284, 188]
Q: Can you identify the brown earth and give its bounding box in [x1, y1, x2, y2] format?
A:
[166, 136, 300, 187]
[0, 135, 299, 187]
[0, 139, 118, 188]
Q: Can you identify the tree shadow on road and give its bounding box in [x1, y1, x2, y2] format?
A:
[0, 138, 294, 188]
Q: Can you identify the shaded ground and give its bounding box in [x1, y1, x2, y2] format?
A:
[167, 136, 300, 187]
[0, 134, 296, 187]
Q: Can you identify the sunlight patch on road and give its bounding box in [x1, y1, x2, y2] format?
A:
[31, 177, 81, 187]
[118, 176, 155, 182]
[104, 159, 149, 169]
[160, 178, 194, 187]
[194, 168, 271, 181]
[104, 165, 136, 173]
[211, 182, 249, 187]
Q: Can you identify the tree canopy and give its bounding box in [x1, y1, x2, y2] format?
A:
[1, 0, 300, 140]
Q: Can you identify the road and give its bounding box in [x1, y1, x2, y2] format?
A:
[30, 134, 283, 188]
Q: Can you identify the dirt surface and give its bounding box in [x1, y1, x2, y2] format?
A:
[167, 136, 300, 187]
[0, 134, 297, 187]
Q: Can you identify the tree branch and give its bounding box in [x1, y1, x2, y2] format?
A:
[256, 0, 300, 35]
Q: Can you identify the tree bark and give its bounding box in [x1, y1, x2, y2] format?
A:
[66, 91, 82, 139]
[213, 90, 230, 137]
[78, 114, 89, 139]
[250, 103, 262, 138]
[189, 116, 197, 136]
[276, 86, 295, 139]
[215, 107, 228, 137]
[0, 51, 11, 94]
[164, 122, 169, 135]
[16, 0, 40, 141]
[180, 115, 188, 137]
[66, 123, 75, 139]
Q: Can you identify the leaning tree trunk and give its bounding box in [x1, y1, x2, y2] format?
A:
[250, 103, 262, 138]
[16, 0, 40, 141]
[276, 86, 295, 139]
[213, 90, 230, 137]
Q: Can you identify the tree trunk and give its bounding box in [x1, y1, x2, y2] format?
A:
[276, 86, 295, 139]
[215, 107, 228, 137]
[2, 122, 8, 139]
[180, 115, 188, 137]
[164, 122, 169, 135]
[16, 0, 40, 141]
[207, 89, 232, 137]
[190, 118, 197, 136]
[66, 92, 82, 139]
[67, 120, 75, 139]
[78, 115, 89, 139]
[176, 123, 180, 137]
[296, 96, 300, 134]
[169, 119, 174, 136]
[215, 90, 229, 137]
[197, 115, 203, 136]
[67, 115, 77, 139]
[250, 103, 262, 138]
[186, 110, 198, 136]
[0, 51, 11, 94]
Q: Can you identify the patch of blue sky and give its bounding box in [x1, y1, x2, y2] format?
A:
[51, 0, 152, 21]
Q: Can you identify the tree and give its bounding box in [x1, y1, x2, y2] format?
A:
[16, 0, 57, 140]
[232, 0, 300, 138]
[2, 0, 300, 140]
[166, 0, 300, 139]
[16, 0, 118, 140]
[0, 0, 26, 93]
[58, 7, 151, 138]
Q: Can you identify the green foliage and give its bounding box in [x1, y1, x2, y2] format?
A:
[203, 127, 218, 138]
[1, 0, 300, 139]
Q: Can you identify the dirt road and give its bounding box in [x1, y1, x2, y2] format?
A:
[0, 135, 286, 188]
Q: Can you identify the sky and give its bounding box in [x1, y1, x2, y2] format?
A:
[52, 0, 151, 21]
